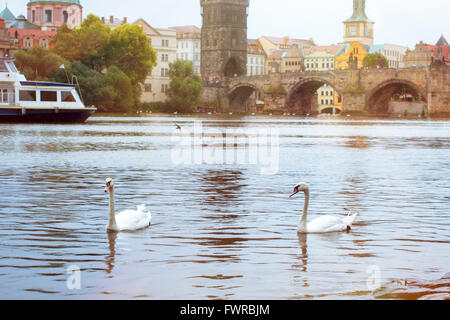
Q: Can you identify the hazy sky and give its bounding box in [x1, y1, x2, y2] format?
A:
[6, 0, 449, 48]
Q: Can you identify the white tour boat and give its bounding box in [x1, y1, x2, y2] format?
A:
[0, 57, 96, 123]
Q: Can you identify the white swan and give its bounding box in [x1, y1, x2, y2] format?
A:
[104, 178, 152, 232]
[289, 182, 358, 234]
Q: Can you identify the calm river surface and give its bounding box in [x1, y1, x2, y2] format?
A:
[0, 115, 449, 300]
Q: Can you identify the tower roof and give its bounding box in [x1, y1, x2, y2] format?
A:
[28, 0, 82, 6]
[0, 6, 16, 22]
[9, 14, 40, 30]
[436, 35, 449, 46]
[345, 0, 373, 23]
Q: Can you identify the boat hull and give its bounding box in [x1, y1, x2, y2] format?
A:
[0, 107, 96, 124]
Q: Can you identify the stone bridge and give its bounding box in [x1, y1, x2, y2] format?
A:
[202, 65, 450, 115]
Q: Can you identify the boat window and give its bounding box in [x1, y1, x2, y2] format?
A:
[0, 62, 8, 72]
[19, 90, 37, 102]
[41, 91, 57, 102]
[7, 62, 18, 73]
[62, 91, 76, 102]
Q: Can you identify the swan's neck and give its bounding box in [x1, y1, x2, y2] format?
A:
[298, 190, 309, 232]
[108, 187, 119, 232]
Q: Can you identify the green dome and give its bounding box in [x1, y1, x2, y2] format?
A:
[28, 0, 81, 5]
[0, 6, 16, 22]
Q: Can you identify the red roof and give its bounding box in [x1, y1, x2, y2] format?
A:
[263, 36, 315, 48]
[168, 25, 201, 34]
[310, 45, 341, 55]
[7, 28, 56, 39]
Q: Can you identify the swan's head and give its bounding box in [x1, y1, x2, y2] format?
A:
[104, 178, 114, 193]
[290, 182, 309, 198]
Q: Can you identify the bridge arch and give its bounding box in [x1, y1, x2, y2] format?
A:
[366, 79, 428, 114]
[286, 75, 342, 115]
[228, 83, 263, 112]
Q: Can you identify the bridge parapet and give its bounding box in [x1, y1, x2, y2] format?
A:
[202, 66, 450, 115]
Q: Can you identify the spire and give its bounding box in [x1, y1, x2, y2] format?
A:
[436, 34, 448, 47]
[0, 4, 15, 23]
[345, 0, 372, 22]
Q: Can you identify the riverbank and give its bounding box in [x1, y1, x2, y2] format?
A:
[92, 111, 450, 121]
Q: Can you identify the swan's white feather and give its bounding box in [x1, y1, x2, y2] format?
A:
[115, 204, 152, 231]
[299, 212, 359, 234]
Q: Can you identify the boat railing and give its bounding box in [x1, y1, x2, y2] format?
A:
[0, 92, 15, 105]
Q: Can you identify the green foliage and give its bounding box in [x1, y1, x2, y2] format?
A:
[363, 53, 389, 68]
[166, 60, 203, 113]
[14, 46, 68, 81]
[53, 62, 134, 112]
[103, 66, 134, 111]
[53, 15, 111, 67]
[33, 14, 157, 112]
[265, 86, 287, 96]
[106, 24, 157, 85]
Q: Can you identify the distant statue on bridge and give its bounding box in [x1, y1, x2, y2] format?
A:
[348, 52, 358, 70]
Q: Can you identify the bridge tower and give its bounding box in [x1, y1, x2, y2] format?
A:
[200, 0, 249, 80]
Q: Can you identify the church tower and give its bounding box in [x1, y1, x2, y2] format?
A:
[27, 0, 83, 31]
[200, 0, 249, 80]
[343, 0, 374, 45]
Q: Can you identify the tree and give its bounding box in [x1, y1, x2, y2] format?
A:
[166, 60, 203, 113]
[53, 62, 135, 112]
[53, 15, 111, 67]
[103, 66, 134, 112]
[14, 46, 68, 81]
[363, 53, 389, 68]
[16, 14, 157, 112]
[105, 23, 157, 86]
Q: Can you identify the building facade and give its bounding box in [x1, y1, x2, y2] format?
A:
[304, 50, 335, 72]
[403, 36, 450, 68]
[247, 39, 265, 76]
[134, 19, 177, 103]
[169, 25, 201, 75]
[27, 0, 83, 31]
[304, 47, 342, 113]
[200, 0, 249, 80]
[1, 6, 56, 52]
[335, 41, 370, 70]
[282, 44, 304, 73]
[343, 0, 374, 46]
[8, 28, 56, 50]
[0, 17, 17, 57]
[369, 44, 408, 68]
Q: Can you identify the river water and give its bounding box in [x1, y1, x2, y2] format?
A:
[0, 115, 449, 300]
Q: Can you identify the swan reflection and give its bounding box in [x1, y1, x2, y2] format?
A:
[106, 232, 118, 275]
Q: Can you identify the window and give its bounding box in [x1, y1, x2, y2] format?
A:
[160, 68, 169, 77]
[45, 10, 52, 23]
[32, 10, 36, 23]
[23, 37, 32, 48]
[20, 90, 37, 102]
[144, 84, 152, 92]
[62, 91, 76, 102]
[7, 62, 18, 73]
[41, 91, 57, 102]
[161, 84, 169, 93]
[0, 62, 8, 72]
[63, 11, 68, 23]
[162, 39, 169, 47]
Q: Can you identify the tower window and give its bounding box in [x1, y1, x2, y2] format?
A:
[45, 10, 52, 23]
